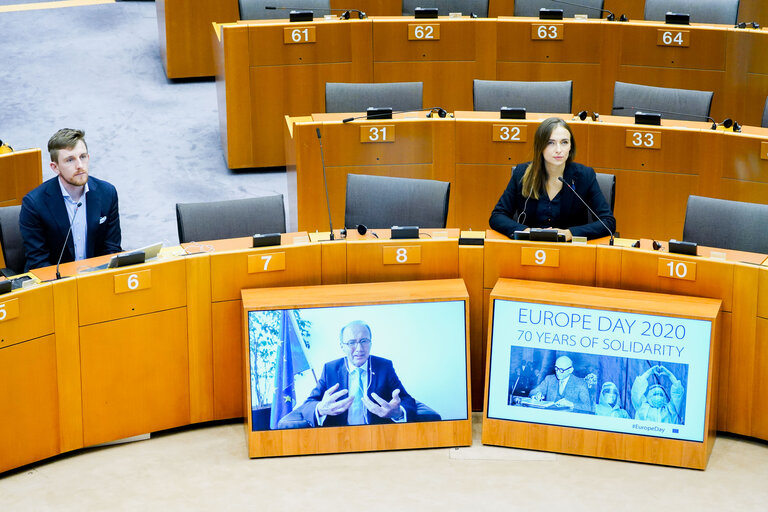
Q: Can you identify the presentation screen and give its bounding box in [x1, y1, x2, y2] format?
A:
[487, 299, 712, 442]
[247, 300, 469, 431]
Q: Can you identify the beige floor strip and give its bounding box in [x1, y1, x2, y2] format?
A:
[0, 0, 115, 13]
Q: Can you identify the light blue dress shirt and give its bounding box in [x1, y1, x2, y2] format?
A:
[58, 179, 88, 261]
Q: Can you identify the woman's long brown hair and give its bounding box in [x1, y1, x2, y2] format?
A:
[521, 118, 577, 199]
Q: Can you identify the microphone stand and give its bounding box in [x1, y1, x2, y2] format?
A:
[557, 177, 614, 246]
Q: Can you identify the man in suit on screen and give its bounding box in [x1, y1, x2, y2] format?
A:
[283, 320, 417, 428]
[529, 355, 593, 413]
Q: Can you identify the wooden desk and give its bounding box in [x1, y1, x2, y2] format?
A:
[371, 17, 496, 111]
[2, 229, 766, 472]
[157, 0, 400, 79]
[0, 284, 59, 473]
[159, 1, 768, 79]
[221, 17, 768, 169]
[287, 112, 768, 240]
[0, 148, 42, 267]
[287, 113, 456, 233]
[0, 148, 41, 208]
[200, 234, 323, 419]
[482, 232, 768, 440]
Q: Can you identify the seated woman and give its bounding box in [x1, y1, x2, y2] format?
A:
[489, 117, 616, 241]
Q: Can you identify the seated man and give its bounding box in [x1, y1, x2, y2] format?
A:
[529, 355, 593, 413]
[19, 129, 121, 271]
[282, 320, 417, 428]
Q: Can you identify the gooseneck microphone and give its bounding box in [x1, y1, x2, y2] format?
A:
[549, 0, 622, 21]
[56, 201, 82, 279]
[341, 107, 451, 123]
[315, 128, 335, 240]
[265, 5, 367, 19]
[557, 177, 614, 246]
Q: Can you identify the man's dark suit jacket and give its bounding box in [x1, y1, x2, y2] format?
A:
[489, 162, 616, 240]
[293, 355, 417, 427]
[19, 176, 122, 271]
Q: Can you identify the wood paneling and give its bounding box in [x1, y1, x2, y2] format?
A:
[80, 308, 190, 446]
[76, 259, 187, 326]
[0, 334, 60, 473]
[0, 148, 42, 208]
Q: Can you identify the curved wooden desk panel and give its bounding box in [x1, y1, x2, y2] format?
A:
[0, 333, 60, 474]
[161, 1, 768, 80]
[288, 114, 768, 241]
[0, 148, 41, 208]
[221, 17, 768, 168]
[80, 308, 190, 446]
[1, 232, 765, 471]
[199, 236, 323, 419]
[76, 259, 187, 326]
[1, 284, 54, 348]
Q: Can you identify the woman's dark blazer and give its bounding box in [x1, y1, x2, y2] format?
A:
[489, 162, 616, 239]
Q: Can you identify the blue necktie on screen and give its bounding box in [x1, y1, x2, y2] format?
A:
[348, 367, 366, 425]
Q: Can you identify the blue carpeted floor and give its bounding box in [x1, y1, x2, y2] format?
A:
[0, 0, 288, 250]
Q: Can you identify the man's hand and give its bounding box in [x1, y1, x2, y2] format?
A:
[554, 398, 574, 409]
[363, 389, 403, 420]
[316, 383, 353, 417]
[530, 392, 544, 401]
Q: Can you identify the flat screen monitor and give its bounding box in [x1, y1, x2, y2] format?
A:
[248, 301, 468, 431]
[486, 299, 712, 443]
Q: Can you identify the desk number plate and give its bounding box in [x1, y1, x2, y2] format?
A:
[248, 252, 286, 273]
[658, 258, 696, 281]
[284, 26, 316, 44]
[657, 29, 690, 47]
[761, 142, 768, 160]
[626, 130, 661, 149]
[521, 247, 560, 267]
[361, 125, 395, 143]
[532, 24, 563, 40]
[408, 24, 440, 40]
[115, 270, 151, 294]
[0, 298, 19, 322]
[383, 246, 421, 265]
[492, 125, 527, 142]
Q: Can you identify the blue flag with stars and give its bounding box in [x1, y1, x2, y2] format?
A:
[270, 311, 297, 429]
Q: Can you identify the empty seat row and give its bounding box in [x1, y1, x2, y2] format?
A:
[239, 0, 742, 26]
[324, 80, 744, 124]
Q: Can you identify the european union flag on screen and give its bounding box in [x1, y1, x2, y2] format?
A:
[269, 311, 310, 429]
[673, 428, 679, 433]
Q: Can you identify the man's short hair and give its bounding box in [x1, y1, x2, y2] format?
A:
[339, 320, 372, 343]
[48, 128, 87, 163]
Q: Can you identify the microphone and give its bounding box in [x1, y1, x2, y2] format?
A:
[315, 128, 336, 240]
[557, 177, 614, 246]
[265, 6, 367, 19]
[55, 201, 82, 279]
[341, 107, 451, 123]
[613, 106, 720, 129]
[548, 0, 624, 21]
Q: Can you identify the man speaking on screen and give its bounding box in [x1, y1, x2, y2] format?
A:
[286, 320, 417, 427]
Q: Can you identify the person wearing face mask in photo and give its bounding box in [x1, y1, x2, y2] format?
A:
[594, 381, 630, 419]
[631, 365, 685, 424]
